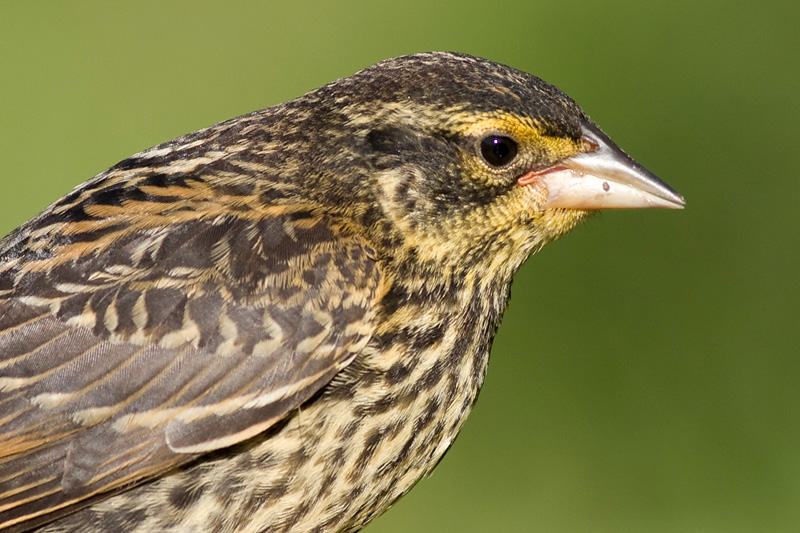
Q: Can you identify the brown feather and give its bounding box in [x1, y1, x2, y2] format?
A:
[0, 207, 380, 528]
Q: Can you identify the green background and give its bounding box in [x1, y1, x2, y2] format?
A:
[1, 2, 798, 531]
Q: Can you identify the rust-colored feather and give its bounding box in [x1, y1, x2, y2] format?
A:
[0, 190, 381, 528]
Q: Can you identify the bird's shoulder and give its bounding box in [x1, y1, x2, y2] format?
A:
[0, 160, 383, 530]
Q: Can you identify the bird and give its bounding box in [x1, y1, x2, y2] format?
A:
[0, 52, 684, 532]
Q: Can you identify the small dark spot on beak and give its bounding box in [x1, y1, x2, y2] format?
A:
[602, 182, 610, 192]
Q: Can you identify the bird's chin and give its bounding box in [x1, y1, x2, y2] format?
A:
[538, 207, 594, 241]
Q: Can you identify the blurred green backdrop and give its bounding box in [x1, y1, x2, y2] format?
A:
[1, 1, 798, 531]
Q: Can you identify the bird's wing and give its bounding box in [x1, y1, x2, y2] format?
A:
[0, 196, 382, 530]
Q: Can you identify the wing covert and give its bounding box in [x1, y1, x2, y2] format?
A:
[0, 202, 381, 530]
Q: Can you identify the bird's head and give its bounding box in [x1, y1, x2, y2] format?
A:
[296, 52, 684, 280]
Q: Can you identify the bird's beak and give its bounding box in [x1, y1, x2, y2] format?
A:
[522, 122, 685, 210]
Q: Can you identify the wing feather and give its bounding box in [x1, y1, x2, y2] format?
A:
[0, 204, 380, 530]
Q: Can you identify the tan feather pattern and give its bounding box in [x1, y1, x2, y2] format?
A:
[0, 176, 381, 529]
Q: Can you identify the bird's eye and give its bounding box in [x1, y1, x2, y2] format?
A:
[480, 136, 518, 167]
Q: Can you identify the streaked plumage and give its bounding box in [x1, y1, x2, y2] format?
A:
[0, 52, 683, 532]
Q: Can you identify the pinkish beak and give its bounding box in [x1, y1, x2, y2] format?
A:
[524, 122, 685, 210]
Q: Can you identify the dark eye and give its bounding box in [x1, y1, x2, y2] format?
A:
[480, 136, 518, 167]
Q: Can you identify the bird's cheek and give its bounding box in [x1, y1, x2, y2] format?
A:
[516, 170, 552, 210]
[515, 170, 592, 239]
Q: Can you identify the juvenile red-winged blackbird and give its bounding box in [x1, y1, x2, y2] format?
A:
[0, 52, 683, 532]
